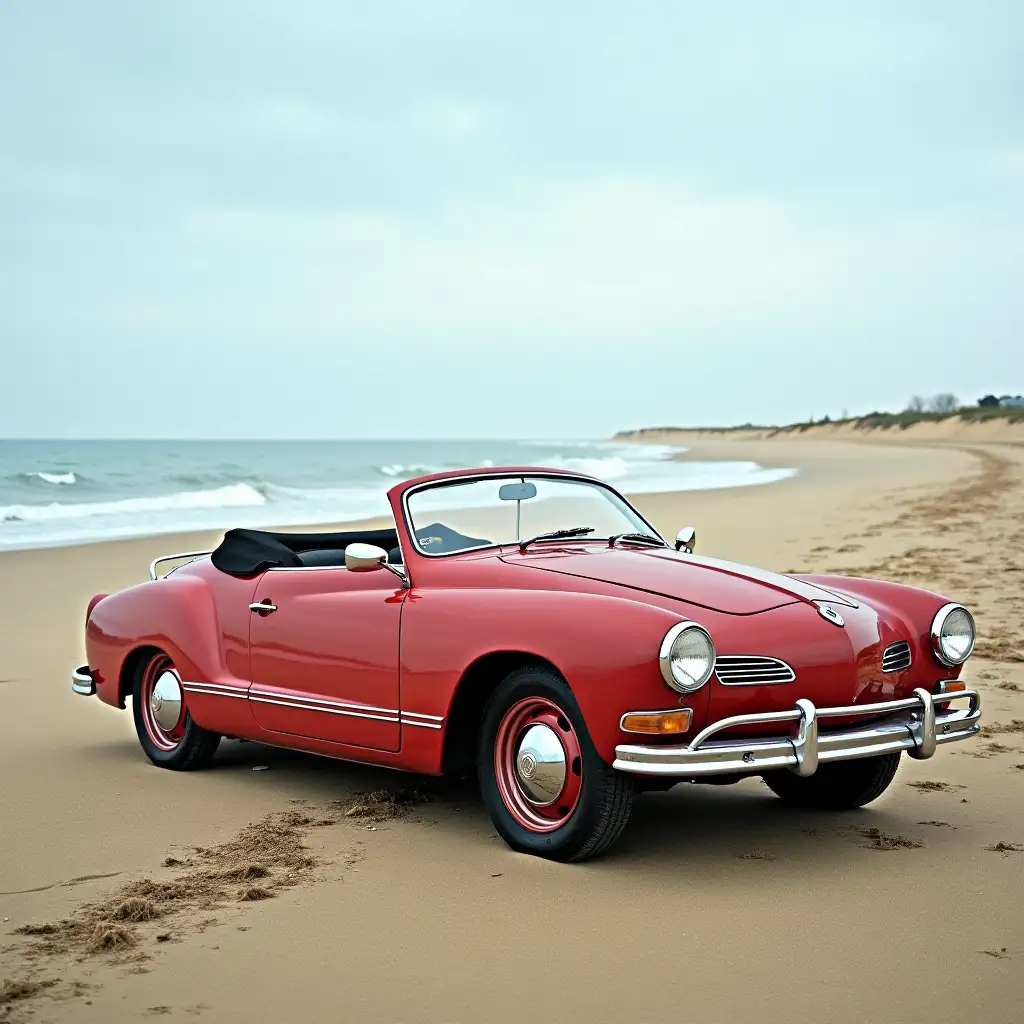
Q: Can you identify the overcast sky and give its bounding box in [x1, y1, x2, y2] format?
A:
[2, 2, 1022, 438]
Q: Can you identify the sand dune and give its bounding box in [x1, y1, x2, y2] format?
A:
[1, 435, 1022, 1022]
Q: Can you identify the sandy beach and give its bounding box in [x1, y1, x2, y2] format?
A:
[2, 429, 1022, 1023]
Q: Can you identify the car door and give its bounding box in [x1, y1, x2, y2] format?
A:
[247, 564, 404, 751]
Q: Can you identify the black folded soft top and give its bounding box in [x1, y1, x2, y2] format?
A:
[211, 527, 400, 577]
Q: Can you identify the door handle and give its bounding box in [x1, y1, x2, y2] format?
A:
[249, 600, 277, 614]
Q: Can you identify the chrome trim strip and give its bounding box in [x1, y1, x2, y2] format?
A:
[181, 683, 248, 700]
[149, 550, 213, 581]
[71, 665, 95, 696]
[266, 565, 349, 573]
[400, 717, 443, 729]
[248, 696, 400, 723]
[715, 654, 796, 686]
[248, 690, 399, 715]
[613, 688, 981, 777]
[180, 681, 246, 692]
[400, 711, 445, 721]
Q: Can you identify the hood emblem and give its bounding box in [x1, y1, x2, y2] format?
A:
[817, 603, 845, 627]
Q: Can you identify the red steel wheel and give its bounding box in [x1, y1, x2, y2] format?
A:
[139, 653, 187, 751]
[131, 651, 219, 770]
[493, 696, 584, 833]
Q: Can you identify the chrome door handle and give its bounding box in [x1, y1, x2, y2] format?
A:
[249, 601, 277, 614]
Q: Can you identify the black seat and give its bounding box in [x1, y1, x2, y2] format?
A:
[388, 547, 403, 564]
[296, 548, 348, 567]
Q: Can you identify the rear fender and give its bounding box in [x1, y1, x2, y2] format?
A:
[86, 576, 228, 711]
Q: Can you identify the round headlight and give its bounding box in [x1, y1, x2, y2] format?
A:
[930, 603, 976, 666]
[660, 621, 716, 693]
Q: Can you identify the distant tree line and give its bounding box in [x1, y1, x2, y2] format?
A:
[906, 393, 959, 413]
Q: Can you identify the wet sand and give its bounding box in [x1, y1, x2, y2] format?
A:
[1, 433, 1022, 1022]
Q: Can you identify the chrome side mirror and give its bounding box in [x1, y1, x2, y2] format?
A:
[674, 527, 696, 554]
[345, 543, 388, 572]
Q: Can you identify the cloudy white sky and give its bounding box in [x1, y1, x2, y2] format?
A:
[2, 1, 1022, 438]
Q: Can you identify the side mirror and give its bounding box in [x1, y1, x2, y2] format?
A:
[345, 543, 388, 572]
[674, 527, 696, 554]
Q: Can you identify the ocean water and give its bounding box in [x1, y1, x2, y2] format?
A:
[0, 439, 796, 551]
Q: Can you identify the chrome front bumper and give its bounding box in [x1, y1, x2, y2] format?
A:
[71, 665, 95, 696]
[613, 687, 981, 777]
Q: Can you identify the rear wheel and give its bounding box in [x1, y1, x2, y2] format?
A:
[478, 665, 633, 861]
[132, 652, 220, 770]
[762, 752, 901, 810]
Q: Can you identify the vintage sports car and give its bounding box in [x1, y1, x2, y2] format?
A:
[72, 466, 981, 861]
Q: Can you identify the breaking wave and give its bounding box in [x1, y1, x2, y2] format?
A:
[1, 482, 267, 523]
[0, 439, 796, 550]
[24, 471, 78, 486]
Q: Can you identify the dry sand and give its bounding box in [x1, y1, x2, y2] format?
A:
[1, 431, 1022, 1022]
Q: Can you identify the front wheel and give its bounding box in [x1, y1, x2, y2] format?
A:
[477, 665, 633, 862]
[762, 752, 901, 810]
[132, 651, 221, 770]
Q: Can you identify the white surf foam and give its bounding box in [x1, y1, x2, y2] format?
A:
[0, 482, 267, 524]
[25, 471, 78, 486]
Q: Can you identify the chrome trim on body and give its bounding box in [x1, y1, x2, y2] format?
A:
[248, 689, 400, 723]
[249, 697, 400, 724]
[613, 688, 981, 778]
[714, 655, 796, 685]
[180, 681, 248, 700]
[149, 551, 213, 581]
[71, 664, 95, 696]
[881, 641, 912, 673]
[186, 683, 446, 729]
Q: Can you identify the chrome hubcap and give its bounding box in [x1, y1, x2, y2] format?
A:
[150, 670, 183, 732]
[515, 723, 566, 806]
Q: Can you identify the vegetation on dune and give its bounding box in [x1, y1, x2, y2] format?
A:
[778, 402, 1024, 433]
[616, 393, 1024, 437]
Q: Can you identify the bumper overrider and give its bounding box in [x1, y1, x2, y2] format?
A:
[613, 687, 981, 778]
[72, 665, 95, 696]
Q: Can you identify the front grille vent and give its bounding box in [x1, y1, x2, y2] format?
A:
[714, 655, 796, 686]
[881, 641, 912, 673]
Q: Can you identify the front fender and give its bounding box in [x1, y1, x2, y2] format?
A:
[796, 574, 962, 683]
[400, 588, 700, 763]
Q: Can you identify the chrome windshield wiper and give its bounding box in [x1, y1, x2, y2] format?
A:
[608, 532, 668, 548]
[519, 526, 594, 551]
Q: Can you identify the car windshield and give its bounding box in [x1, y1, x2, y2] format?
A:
[405, 475, 656, 555]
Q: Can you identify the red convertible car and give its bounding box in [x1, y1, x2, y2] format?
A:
[72, 466, 981, 861]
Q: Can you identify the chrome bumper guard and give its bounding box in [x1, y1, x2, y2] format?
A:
[71, 665, 96, 696]
[613, 687, 981, 778]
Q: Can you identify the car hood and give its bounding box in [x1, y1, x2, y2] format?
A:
[500, 547, 859, 616]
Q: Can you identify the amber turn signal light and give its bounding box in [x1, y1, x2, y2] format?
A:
[620, 709, 692, 735]
[936, 680, 966, 695]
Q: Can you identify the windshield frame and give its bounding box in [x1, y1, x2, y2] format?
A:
[399, 470, 665, 559]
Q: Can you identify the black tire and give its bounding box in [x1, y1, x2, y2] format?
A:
[477, 664, 633, 862]
[762, 752, 901, 810]
[131, 651, 221, 771]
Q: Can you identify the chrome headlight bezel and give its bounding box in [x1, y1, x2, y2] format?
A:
[659, 621, 716, 694]
[930, 603, 976, 667]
